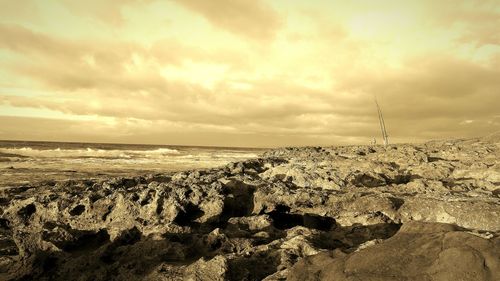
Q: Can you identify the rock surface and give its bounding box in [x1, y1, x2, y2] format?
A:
[0, 136, 499, 280]
[288, 221, 500, 281]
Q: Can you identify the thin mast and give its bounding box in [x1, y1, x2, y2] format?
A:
[375, 97, 389, 146]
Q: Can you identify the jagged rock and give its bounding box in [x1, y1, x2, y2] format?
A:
[227, 215, 273, 231]
[280, 227, 321, 257]
[184, 255, 228, 281]
[398, 179, 450, 194]
[0, 137, 498, 280]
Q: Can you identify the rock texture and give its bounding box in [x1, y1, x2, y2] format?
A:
[0, 136, 499, 280]
[288, 222, 500, 281]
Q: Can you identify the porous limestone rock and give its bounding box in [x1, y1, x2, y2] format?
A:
[0, 136, 498, 280]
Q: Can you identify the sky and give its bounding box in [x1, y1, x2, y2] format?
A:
[0, 0, 499, 147]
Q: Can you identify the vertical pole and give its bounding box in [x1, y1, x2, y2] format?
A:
[375, 97, 389, 146]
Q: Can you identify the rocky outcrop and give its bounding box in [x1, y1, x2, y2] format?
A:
[0, 137, 499, 280]
[288, 222, 500, 281]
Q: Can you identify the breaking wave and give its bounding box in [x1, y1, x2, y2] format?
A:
[0, 147, 181, 159]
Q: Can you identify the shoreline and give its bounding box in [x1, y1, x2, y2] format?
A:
[0, 137, 499, 280]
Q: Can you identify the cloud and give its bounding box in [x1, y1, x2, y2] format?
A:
[4, 53, 499, 145]
[1, 1, 499, 147]
[0, 116, 342, 147]
[59, 0, 154, 26]
[170, 0, 282, 40]
[0, 0, 40, 23]
[1, 24, 499, 145]
[330, 55, 500, 139]
[429, 0, 500, 46]
[0, 24, 334, 128]
[0, 24, 80, 59]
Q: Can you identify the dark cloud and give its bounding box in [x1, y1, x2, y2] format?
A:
[0, 24, 82, 59]
[171, 0, 282, 40]
[0, 116, 342, 147]
[330, 56, 500, 139]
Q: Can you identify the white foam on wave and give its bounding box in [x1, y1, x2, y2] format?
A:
[0, 147, 181, 159]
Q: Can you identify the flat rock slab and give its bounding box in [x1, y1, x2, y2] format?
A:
[288, 222, 500, 281]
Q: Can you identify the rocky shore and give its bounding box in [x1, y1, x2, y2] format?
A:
[0, 136, 499, 280]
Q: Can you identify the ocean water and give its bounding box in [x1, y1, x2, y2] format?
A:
[0, 140, 265, 189]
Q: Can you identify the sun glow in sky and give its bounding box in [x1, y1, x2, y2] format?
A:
[0, 0, 499, 147]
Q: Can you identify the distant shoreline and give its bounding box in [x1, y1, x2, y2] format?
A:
[0, 139, 269, 150]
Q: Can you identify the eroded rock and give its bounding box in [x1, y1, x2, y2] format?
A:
[0, 137, 498, 280]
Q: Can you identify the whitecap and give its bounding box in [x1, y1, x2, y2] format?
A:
[0, 147, 181, 159]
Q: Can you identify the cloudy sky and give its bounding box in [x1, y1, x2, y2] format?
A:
[0, 0, 499, 147]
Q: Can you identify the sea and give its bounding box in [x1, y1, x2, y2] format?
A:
[0, 140, 265, 189]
